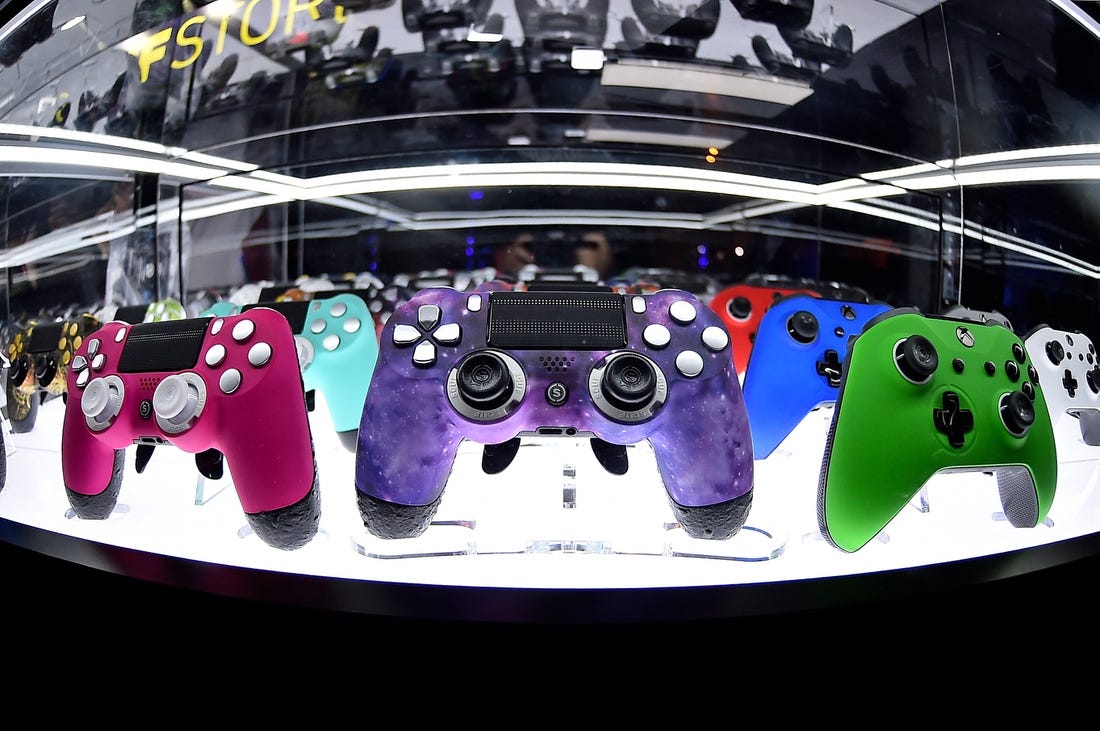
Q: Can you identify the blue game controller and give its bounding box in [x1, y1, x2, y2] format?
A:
[741, 293, 892, 459]
[242, 293, 379, 451]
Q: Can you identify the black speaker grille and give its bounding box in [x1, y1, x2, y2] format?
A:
[117, 318, 210, 373]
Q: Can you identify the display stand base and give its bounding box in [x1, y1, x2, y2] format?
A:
[64, 503, 130, 521]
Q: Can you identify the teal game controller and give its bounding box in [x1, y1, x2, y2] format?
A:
[243, 293, 379, 451]
[817, 308, 1058, 552]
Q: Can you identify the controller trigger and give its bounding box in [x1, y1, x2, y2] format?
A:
[482, 438, 521, 474]
[134, 443, 156, 474]
[195, 448, 225, 481]
[590, 438, 629, 475]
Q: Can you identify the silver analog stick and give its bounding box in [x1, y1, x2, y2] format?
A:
[81, 377, 122, 428]
[153, 374, 201, 427]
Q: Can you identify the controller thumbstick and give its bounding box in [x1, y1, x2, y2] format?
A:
[1000, 390, 1035, 436]
[786, 310, 819, 344]
[896, 334, 939, 383]
[456, 351, 514, 411]
[81, 378, 122, 425]
[153, 374, 201, 426]
[35, 354, 58, 387]
[601, 353, 658, 412]
[729, 296, 752, 320]
[9, 353, 31, 387]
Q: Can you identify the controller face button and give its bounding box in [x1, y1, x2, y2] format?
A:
[786, 311, 818, 344]
[87, 338, 100, 357]
[1012, 343, 1026, 362]
[248, 342, 273, 367]
[932, 391, 974, 448]
[952, 357, 965, 373]
[310, 318, 326, 334]
[1005, 360, 1020, 382]
[466, 294, 482, 312]
[841, 304, 856, 320]
[984, 361, 996, 376]
[412, 340, 436, 367]
[1022, 380, 1035, 400]
[76, 369, 90, 388]
[342, 317, 362, 334]
[631, 296, 646, 314]
[701, 325, 729, 352]
[546, 382, 568, 406]
[669, 300, 697, 325]
[1029, 364, 1039, 382]
[72, 355, 87, 372]
[204, 344, 227, 367]
[434, 323, 461, 344]
[418, 304, 441, 330]
[643, 324, 671, 349]
[729, 296, 752, 320]
[1046, 339, 1065, 365]
[114, 327, 127, 342]
[834, 327, 845, 338]
[91, 353, 106, 371]
[219, 368, 242, 394]
[329, 301, 347, 317]
[675, 350, 704, 379]
[895, 335, 938, 383]
[1066, 334, 1075, 347]
[1000, 390, 1035, 436]
[955, 326, 975, 348]
[1063, 368, 1078, 398]
[322, 334, 341, 352]
[232, 319, 255, 342]
[393, 324, 420, 346]
[604, 352, 662, 407]
[456, 351, 513, 409]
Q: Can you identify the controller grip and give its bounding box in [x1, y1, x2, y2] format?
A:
[216, 423, 317, 516]
[6, 376, 37, 433]
[60, 405, 125, 517]
[995, 465, 1041, 528]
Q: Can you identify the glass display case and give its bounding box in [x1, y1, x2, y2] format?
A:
[2, 0, 1100, 620]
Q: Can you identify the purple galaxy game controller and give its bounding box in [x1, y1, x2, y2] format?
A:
[60, 310, 321, 550]
[1024, 325, 1100, 447]
[741, 294, 892, 459]
[354, 285, 754, 540]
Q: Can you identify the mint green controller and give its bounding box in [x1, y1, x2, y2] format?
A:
[818, 308, 1058, 552]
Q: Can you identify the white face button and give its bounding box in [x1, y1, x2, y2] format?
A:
[701, 326, 729, 352]
[86, 338, 101, 357]
[329, 301, 347, 317]
[393, 324, 421, 346]
[210, 319, 224, 336]
[631, 296, 646, 314]
[204, 344, 227, 367]
[232, 319, 255, 341]
[675, 350, 704, 378]
[248, 342, 272, 367]
[643, 324, 671, 350]
[310, 318, 326, 334]
[669, 300, 697, 325]
[434, 323, 461, 344]
[342, 317, 361, 334]
[467, 294, 482, 312]
[323, 334, 340, 351]
[91, 353, 106, 371]
[412, 341, 436, 367]
[219, 368, 242, 394]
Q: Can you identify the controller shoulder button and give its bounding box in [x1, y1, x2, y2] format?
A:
[643, 324, 671, 349]
[114, 327, 127, 343]
[675, 350, 704, 378]
[231, 319, 255, 342]
[669, 300, 697, 325]
[219, 368, 242, 394]
[701, 326, 729, 352]
[205, 344, 227, 367]
[413, 341, 437, 367]
[248, 342, 272, 367]
[393, 324, 421, 346]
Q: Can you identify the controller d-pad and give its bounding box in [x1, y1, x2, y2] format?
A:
[1063, 368, 1078, 398]
[933, 391, 974, 448]
[816, 349, 842, 387]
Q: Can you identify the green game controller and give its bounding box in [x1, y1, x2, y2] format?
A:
[818, 308, 1058, 553]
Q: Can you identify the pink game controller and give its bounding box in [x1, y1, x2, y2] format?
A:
[60, 309, 320, 550]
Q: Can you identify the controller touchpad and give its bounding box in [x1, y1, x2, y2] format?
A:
[487, 291, 626, 350]
[25, 322, 64, 354]
[117, 318, 210, 373]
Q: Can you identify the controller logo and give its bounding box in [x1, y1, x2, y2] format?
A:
[139, 400, 153, 420]
[956, 326, 975, 348]
[546, 382, 568, 406]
